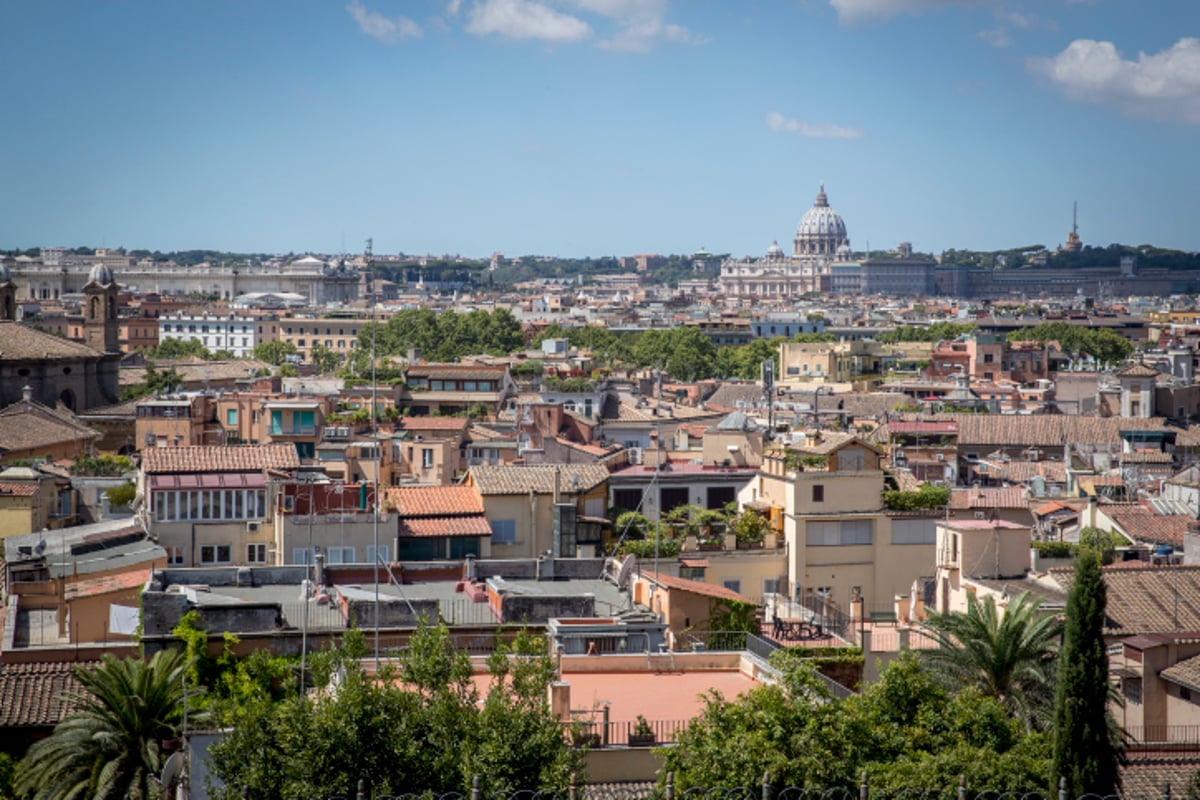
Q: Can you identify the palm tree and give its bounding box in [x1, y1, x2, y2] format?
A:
[919, 590, 1062, 729]
[15, 650, 195, 800]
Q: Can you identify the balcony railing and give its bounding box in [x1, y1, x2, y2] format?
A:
[1124, 724, 1200, 744]
[271, 425, 318, 436]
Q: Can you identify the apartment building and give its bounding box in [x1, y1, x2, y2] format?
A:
[749, 431, 937, 615]
[277, 316, 370, 361]
[158, 312, 273, 357]
[138, 444, 299, 567]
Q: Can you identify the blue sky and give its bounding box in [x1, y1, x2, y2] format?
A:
[1, 0, 1197, 259]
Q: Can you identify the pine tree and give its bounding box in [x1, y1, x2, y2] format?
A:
[1051, 552, 1121, 796]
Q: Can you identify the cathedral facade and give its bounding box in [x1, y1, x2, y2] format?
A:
[719, 185, 850, 298]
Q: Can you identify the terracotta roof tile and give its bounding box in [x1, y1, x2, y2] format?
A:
[1105, 506, 1192, 548]
[640, 570, 752, 604]
[0, 397, 100, 454]
[0, 482, 40, 496]
[1159, 652, 1200, 692]
[398, 515, 493, 538]
[948, 487, 1029, 510]
[467, 463, 610, 496]
[142, 444, 300, 474]
[387, 485, 483, 517]
[1053, 565, 1200, 635]
[399, 417, 470, 432]
[0, 320, 104, 360]
[0, 661, 94, 728]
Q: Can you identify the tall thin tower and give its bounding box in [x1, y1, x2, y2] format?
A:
[1064, 201, 1082, 253]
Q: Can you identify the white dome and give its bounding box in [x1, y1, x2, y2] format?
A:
[796, 185, 846, 239]
[793, 184, 850, 258]
[87, 263, 115, 285]
[766, 240, 785, 259]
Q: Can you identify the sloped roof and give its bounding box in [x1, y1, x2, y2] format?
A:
[0, 396, 100, 454]
[948, 487, 1030, 510]
[886, 413, 1170, 448]
[0, 661, 93, 728]
[639, 570, 752, 604]
[0, 320, 103, 360]
[1052, 564, 1200, 635]
[1104, 506, 1192, 548]
[387, 485, 483, 517]
[466, 463, 610, 495]
[398, 516, 493, 538]
[399, 416, 470, 433]
[142, 443, 299, 474]
[1160, 652, 1200, 693]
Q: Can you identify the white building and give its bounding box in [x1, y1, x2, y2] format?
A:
[158, 313, 264, 357]
[719, 185, 851, 298]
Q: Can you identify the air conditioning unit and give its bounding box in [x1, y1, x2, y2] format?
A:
[246, 521, 261, 533]
[974, 511, 987, 520]
[936, 453, 945, 461]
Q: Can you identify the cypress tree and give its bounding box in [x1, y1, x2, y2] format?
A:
[1051, 552, 1121, 796]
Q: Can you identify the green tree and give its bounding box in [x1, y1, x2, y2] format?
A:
[251, 339, 299, 366]
[308, 343, 342, 374]
[920, 591, 1063, 730]
[151, 337, 212, 360]
[1051, 554, 1122, 796]
[208, 625, 578, 798]
[14, 651, 196, 800]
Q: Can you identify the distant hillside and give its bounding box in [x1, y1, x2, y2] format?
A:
[941, 243, 1200, 271]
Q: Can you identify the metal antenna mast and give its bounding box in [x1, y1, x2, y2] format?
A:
[368, 237, 381, 669]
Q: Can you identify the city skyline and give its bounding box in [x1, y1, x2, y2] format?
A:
[1, 0, 1197, 259]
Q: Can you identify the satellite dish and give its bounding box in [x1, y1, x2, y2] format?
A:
[160, 751, 184, 796]
[616, 554, 636, 591]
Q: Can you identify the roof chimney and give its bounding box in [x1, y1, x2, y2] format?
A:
[22, 385, 32, 403]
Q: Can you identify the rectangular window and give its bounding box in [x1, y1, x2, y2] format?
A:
[293, 548, 316, 566]
[722, 579, 742, 594]
[200, 544, 232, 564]
[366, 545, 389, 564]
[491, 519, 517, 545]
[226, 409, 238, 427]
[270, 410, 283, 435]
[166, 546, 185, 566]
[763, 578, 779, 595]
[812, 484, 824, 502]
[679, 566, 706, 581]
[422, 448, 435, 468]
[247, 543, 267, 564]
[806, 519, 873, 547]
[892, 518, 937, 545]
[327, 546, 355, 564]
[613, 488, 643, 512]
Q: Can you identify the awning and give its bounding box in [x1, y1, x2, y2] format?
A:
[680, 558, 710, 568]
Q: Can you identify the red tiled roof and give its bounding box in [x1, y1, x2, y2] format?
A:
[387, 485, 483, 517]
[640, 570, 752, 603]
[0, 661, 94, 728]
[143, 444, 299, 474]
[398, 515, 493, 538]
[399, 417, 470, 432]
[0, 482, 40, 497]
[889, 421, 958, 435]
[948, 487, 1029, 510]
[64, 567, 155, 601]
[1106, 506, 1191, 548]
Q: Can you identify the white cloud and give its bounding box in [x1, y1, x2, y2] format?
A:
[466, 0, 591, 42]
[446, 0, 463, 15]
[766, 111, 863, 139]
[978, 28, 1010, 47]
[1029, 37, 1200, 125]
[565, 0, 705, 51]
[346, 1, 422, 43]
[827, 0, 977, 24]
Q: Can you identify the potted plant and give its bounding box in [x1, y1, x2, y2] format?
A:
[572, 722, 602, 749]
[628, 715, 656, 747]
